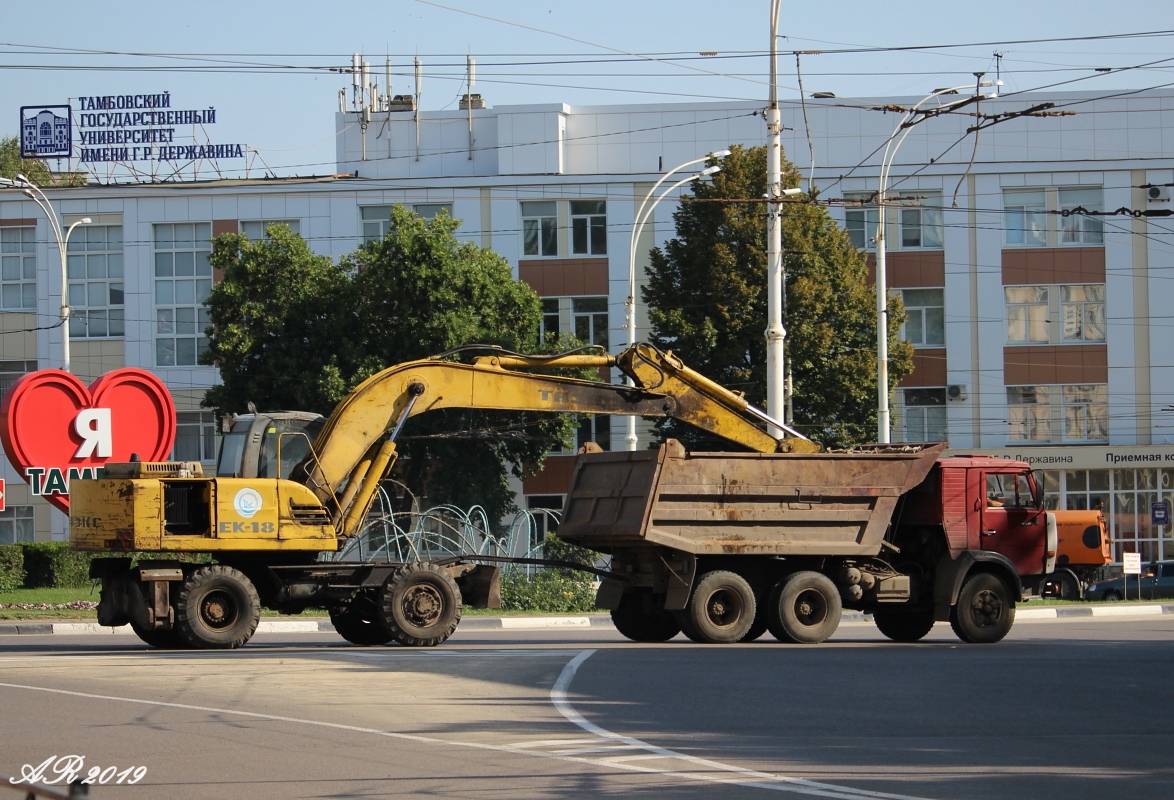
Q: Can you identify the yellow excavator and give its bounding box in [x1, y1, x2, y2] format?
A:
[70, 343, 818, 649]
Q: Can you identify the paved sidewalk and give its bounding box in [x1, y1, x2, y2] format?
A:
[2, 603, 1172, 637]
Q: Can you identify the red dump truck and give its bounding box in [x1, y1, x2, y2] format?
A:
[558, 442, 1056, 645]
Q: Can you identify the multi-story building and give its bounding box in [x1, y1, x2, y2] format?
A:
[2, 88, 1171, 561]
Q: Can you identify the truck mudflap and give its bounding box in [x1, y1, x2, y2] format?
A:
[932, 550, 1023, 621]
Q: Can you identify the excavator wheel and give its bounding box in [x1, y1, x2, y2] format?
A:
[329, 598, 394, 646]
[378, 563, 462, 647]
[872, 608, 935, 643]
[130, 623, 188, 649]
[174, 565, 261, 650]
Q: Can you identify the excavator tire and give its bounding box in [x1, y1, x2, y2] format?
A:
[610, 592, 681, 642]
[872, 608, 935, 643]
[329, 599, 394, 646]
[378, 563, 462, 647]
[174, 565, 261, 649]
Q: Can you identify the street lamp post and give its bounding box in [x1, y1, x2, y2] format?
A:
[6, 175, 90, 373]
[624, 152, 729, 450]
[873, 80, 995, 443]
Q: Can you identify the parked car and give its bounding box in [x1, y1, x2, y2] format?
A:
[1086, 561, 1174, 601]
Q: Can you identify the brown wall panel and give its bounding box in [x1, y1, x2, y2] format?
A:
[865, 251, 945, 288]
[1001, 247, 1105, 285]
[0, 219, 37, 227]
[1003, 345, 1107, 385]
[900, 348, 947, 387]
[523, 455, 577, 495]
[518, 258, 609, 296]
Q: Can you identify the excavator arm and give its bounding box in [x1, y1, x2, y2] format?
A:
[296, 343, 817, 536]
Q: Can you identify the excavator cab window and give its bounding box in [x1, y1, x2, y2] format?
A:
[216, 413, 325, 479]
[257, 420, 324, 479]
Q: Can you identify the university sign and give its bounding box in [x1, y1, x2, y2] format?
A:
[0, 369, 176, 513]
[19, 91, 245, 164]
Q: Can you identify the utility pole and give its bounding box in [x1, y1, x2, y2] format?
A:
[765, 0, 785, 438]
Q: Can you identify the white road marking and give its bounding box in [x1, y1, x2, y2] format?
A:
[548, 649, 936, 800]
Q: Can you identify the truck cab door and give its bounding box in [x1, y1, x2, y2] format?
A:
[980, 471, 1048, 576]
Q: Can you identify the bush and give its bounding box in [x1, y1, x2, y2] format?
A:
[0, 545, 23, 594]
[19, 543, 95, 589]
[499, 568, 599, 613]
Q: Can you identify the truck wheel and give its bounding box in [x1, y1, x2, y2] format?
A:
[174, 565, 261, 650]
[683, 571, 755, 644]
[611, 593, 681, 642]
[739, 603, 769, 643]
[379, 563, 462, 647]
[873, 609, 935, 643]
[1048, 571, 1081, 601]
[767, 571, 842, 644]
[949, 572, 1015, 644]
[130, 623, 187, 649]
[330, 600, 393, 646]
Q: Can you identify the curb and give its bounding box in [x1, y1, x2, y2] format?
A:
[3, 605, 1173, 637]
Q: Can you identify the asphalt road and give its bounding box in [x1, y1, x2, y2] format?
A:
[1, 614, 1171, 799]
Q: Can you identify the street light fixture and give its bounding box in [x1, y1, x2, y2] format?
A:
[873, 79, 996, 443]
[8, 174, 90, 373]
[624, 151, 729, 450]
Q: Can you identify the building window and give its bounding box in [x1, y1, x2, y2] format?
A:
[845, 193, 877, 250]
[0, 506, 34, 544]
[1059, 187, 1104, 245]
[1007, 385, 1052, 442]
[573, 297, 608, 348]
[1062, 384, 1108, 441]
[240, 219, 300, 240]
[900, 388, 947, 442]
[898, 194, 942, 249]
[361, 206, 392, 243]
[413, 203, 452, 220]
[66, 225, 124, 338]
[1004, 188, 1047, 247]
[154, 223, 212, 367]
[570, 201, 607, 256]
[576, 414, 611, 451]
[0, 226, 37, 310]
[1006, 284, 1105, 345]
[1007, 384, 1107, 444]
[1061, 285, 1106, 342]
[899, 288, 944, 346]
[1006, 286, 1050, 343]
[539, 298, 561, 344]
[172, 411, 218, 463]
[0, 360, 37, 401]
[522, 201, 558, 257]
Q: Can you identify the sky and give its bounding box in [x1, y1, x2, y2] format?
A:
[2, 0, 1172, 180]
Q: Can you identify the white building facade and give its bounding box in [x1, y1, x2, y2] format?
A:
[1, 88, 1171, 560]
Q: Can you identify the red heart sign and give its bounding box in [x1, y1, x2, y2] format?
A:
[0, 369, 176, 513]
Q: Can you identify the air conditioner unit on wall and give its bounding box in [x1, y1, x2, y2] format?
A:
[1147, 185, 1171, 202]
[947, 384, 968, 402]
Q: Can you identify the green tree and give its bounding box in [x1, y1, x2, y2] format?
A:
[202, 208, 575, 525]
[0, 135, 85, 186]
[643, 145, 913, 449]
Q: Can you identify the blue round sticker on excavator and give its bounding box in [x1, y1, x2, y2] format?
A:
[234, 488, 263, 518]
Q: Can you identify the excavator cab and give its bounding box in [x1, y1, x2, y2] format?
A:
[216, 411, 325, 480]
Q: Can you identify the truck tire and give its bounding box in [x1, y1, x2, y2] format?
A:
[130, 623, 187, 649]
[682, 570, 755, 644]
[330, 600, 393, 646]
[767, 571, 841, 644]
[739, 603, 769, 643]
[872, 609, 935, 643]
[1047, 570, 1081, 601]
[379, 563, 462, 647]
[611, 593, 681, 642]
[949, 572, 1015, 644]
[174, 565, 261, 649]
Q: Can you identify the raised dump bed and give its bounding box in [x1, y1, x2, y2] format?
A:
[557, 439, 947, 556]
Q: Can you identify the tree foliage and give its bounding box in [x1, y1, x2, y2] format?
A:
[202, 206, 575, 524]
[643, 145, 913, 449]
[0, 135, 85, 186]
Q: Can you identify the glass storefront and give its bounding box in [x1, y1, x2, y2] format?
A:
[1037, 467, 1172, 562]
